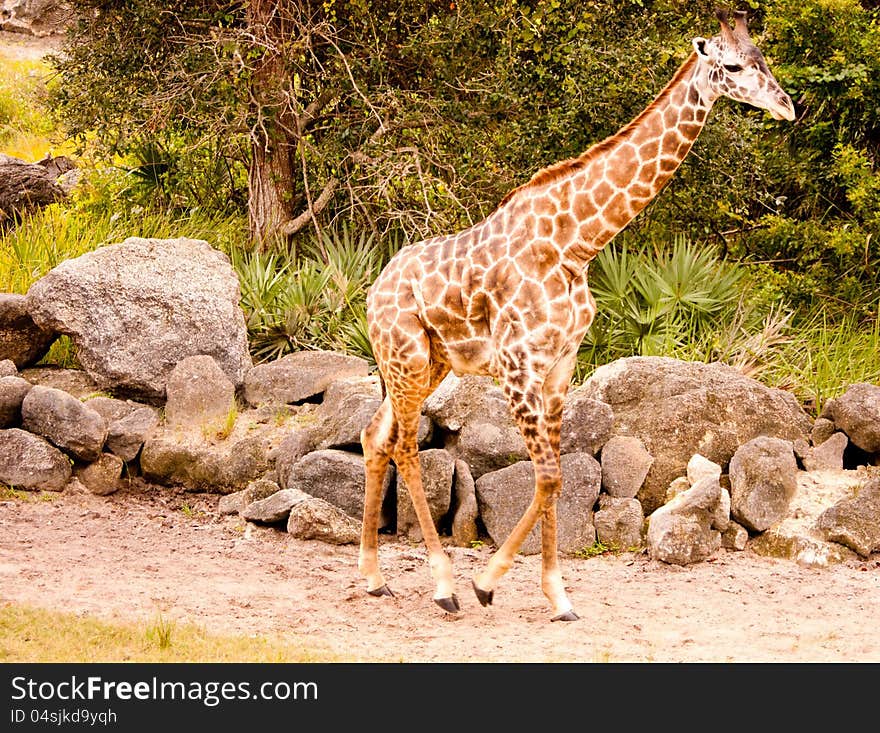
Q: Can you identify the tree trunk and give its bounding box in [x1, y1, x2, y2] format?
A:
[246, 0, 299, 251]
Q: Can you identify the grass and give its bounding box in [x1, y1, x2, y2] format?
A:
[0, 603, 341, 663]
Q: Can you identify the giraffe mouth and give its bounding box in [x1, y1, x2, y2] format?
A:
[768, 96, 796, 121]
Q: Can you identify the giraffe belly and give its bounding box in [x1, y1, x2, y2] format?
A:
[442, 337, 496, 377]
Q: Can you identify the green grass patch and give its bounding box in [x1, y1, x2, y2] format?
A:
[0, 603, 341, 663]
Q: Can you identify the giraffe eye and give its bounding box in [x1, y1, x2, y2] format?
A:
[723, 63, 743, 72]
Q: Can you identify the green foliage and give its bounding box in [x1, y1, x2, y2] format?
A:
[578, 235, 747, 367]
[234, 224, 392, 364]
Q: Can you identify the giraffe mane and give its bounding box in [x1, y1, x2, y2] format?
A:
[496, 51, 700, 209]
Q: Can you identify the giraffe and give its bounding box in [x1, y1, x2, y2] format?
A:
[358, 9, 795, 621]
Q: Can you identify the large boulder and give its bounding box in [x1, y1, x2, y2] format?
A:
[475, 452, 601, 555]
[579, 356, 812, 513]
[0, 293, 56, 368]
[25, 237, 252, 401]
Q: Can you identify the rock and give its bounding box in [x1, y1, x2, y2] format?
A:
[0, 428, 71, 491]
[475, 452, 601, 555]
[218, 477, 281, 515]
[646, 476, 723, 565]
[0, 293, 56, 368]
[445, 420, 529, 479]
[20, 384, 107, 461]
[140, 433, 271, 493]
[423, 374, 508, 432]
[594, 496, 644, 551]
[600, 435, 653, 498]
[106, 406, 159, 462]
[749, 470, 863, 567]
[82, 395, 145, 424]
[273, 428, 318, 489]
[25, 237, 252, 401]
[396, 449, 455, 542]
[163, 355, 236, 429]
[312, 376, 429, 450]
[0, 161, 64, 227]
[242, 488, 308, 524]
[284, 448, 393, 524]
[802, 432, 848, 471]
[0, 375, 32, 427]
[579, 356, 812, 513]
[821, 383, 880, 453]
[286, 496, 362, 545]
[0, 359, 17, 377]
[76, 452, 123, 496]
[722, 521, 749, 551]
[816, 477, 880, 558]
[242, 350, 368, 407]
[687, 454, 722, 485]
[451, 460, 479, 547]
[19, 366, 99, 398]
[811, 417, 836, 447]
[0, 1, 73, 36]
[560, 389, 615, 456]
[728, 436, 798, 532]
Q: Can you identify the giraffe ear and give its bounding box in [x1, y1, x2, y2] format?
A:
[693, 37, 710, 59]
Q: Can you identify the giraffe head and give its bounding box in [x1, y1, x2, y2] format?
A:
[692, 8, 795, 121]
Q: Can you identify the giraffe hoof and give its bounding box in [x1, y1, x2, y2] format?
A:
[551, 610, 580, 622]
[471, 580, 494, 607]
[367, 584, 395, 598]
[434, 594, 460, 614]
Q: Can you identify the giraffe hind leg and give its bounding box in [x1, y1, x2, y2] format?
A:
[359, 396, 396, 597]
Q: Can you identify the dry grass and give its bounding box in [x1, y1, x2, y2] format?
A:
[0, 602, 342, 663]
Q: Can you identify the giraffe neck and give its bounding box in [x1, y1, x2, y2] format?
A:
[509, 52, 715, 270]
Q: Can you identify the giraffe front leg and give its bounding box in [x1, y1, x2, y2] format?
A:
[541, 503, 578, 621]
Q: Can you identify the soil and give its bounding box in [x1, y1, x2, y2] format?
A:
[2, 480, 880, 663]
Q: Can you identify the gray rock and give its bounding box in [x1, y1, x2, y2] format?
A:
[285, 448, 392, 523]
[600, 435, 653, 498]
[559, 387, 615, 456]
[722, 521, 749, 551]
[19, 366, 99, 398]
[0, 293, 55, 368]
[396, 448, 455, 542]
[76, 452, 123, 496]
[83, 395, 144, 424]
[423, 373, 509, 432]
[0, 428, 71, 491]
[106, 406, 159, 462]
[242, 488, 308, 524]
[451, 460, 479, 547]
[0, 359, 17, 377]
[816, 477, 880, 558]
[822, 383, 880, 453]
[140, 433, 270, 493]
[243, 350, 368, 407]
[811, 417, 836, 447]
[750, 469, 863, 567]
[218, 477, 281, 516]
[25, 237, 252, 401]
[0, 375, 32, 427]
[475, 452, 601, 556]
[286, 495, 361, 545]
[594, 496, 644, 551]
[687, 454, 722, 485]
[579, 356, 812, 513]
[164, 355, 236, 429]
[312, 376, 429, 450]
[729, 436, 798, 532]
[273, 428, 318, 489]
[21, 384, 107, 461]
[802, 432, 848, 471]
[445, 420, 529, 479]
[646, 476, 723, 565]
[665, 476, 691, 502]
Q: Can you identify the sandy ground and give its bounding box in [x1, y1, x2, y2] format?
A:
[2, 480, 880, 663]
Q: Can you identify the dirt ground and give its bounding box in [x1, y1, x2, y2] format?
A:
[2, 480, 880, 663]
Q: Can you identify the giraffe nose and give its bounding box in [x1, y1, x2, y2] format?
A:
[770, 91, 796, 121]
